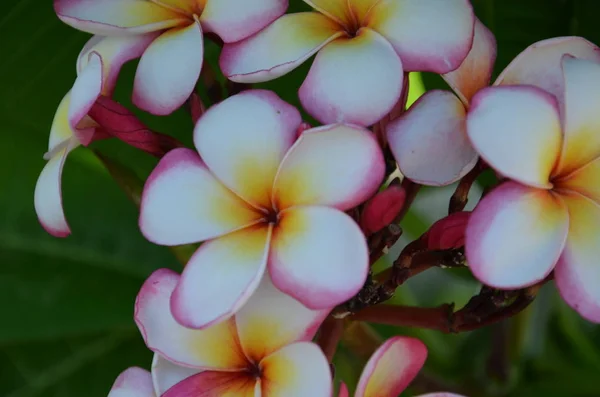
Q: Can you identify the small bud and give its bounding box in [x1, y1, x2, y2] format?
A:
[360, 185, 407, 235]
[425, 211, 470, 250]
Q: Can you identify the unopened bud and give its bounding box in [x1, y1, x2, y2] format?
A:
[425, 211, 470, 250]
[360, 185, 407, 235]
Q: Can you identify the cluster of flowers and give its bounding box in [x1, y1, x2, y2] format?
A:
[35, 0, 600, 395]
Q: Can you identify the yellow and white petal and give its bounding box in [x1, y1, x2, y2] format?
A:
[108, 367, 155, 397]
[269, 206, 369, 309]
[555, 156, 600, 203]
[235, 274, 328, 363]
[162, 371, 257, 397]
[69, 52, 102, 146]
[135, 269, 249, 370]
[139, 148, 263, 246]
[171, 225, 271, 329]
[273, 123, 384, 211]
[355, 336, 427, 397]
[194, 90, 301, 209]
[367, 0, 475, 73]
[151, 354, 201, 396]
[260, 342, 332, 397]
[201, 0, 287, 43]
[348, 0, 380, 26]
[48, 92, 75, 152]
[466, 182, 569, 289]
[467, 85, 562, 189]
[304, 0, 353, 27]
[442, 19, 496, 106]
[555, 56, 600, 175]
[554, 192, 600, 323]
[54, 0, 188, 36]
[220, 12, 344, 83]
[298, 28, 403, 126]
[133, 22, 204, 116]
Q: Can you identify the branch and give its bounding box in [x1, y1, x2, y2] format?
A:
[449, 160, 487, 214]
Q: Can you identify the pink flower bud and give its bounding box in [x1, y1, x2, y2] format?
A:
[360, 185, 407, 235]
[425, 211, 470, 250]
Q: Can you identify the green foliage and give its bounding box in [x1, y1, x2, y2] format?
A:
[1, 0, 600, 395]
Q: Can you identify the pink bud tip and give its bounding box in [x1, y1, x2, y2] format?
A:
[425, 211, 470, 250]
[360, 185, 407, 235]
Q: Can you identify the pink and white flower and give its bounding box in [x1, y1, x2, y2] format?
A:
[54, 0, 288, 115]
[220, 0, 475, 126]
[387, 34, 600, 186]
[139, 89, 385, 328]
[465, 56, 600, 323]
[135, 268, 332, 396]
[108, 367, 156, 397]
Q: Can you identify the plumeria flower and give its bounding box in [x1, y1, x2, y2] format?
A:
[220, 0, 475, 126]
[54, 0, 288, 115]
[465, 56, 600, 323]
[34, 35, 154, 237]
[135, 269, 332, 396]
[337, 336, 464, 397]
[139, 89, 385, 328]
[108, 367, 156, 397]
[386, 33, 600, 186]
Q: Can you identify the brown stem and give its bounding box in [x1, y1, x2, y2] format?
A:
[317, 317, 345, 362]
[340, 322, 383, 361]
[449, 160, 486, 214]
[352, 304, 455, 332]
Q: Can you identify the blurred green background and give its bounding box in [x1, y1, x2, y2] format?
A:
[2, 0, 600, 396]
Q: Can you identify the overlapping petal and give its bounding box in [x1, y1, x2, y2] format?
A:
[298, 28, 403, 126]
[260, 342, 332, 397]
[269, 206, 369, 309]
[69, 52, 102, 145]
[133, 21, 204, 115]
[235, 275, 328, 362]
[201, 0, 288, 43]
[151, 354, 201, 396]
[355, 336, 427, 397]
[555, 57, 600, 175]
[162, 371, 257, 397]
[367, 0, 474, 73]
[467, 86, 562, 189]
[466, 182, 569, 289]
[135, 269, 248, 370]
[555, 156, 600, 203]
[554, 192, 600, 322]
[108, 367, 155, 397]
[171, 225, 272, 329]
[273, 123, 384, 211]
[139, 148, 263, 246]
[220, 13, 343, 83]
[54, 0, 188, 35]
[442, 19, 496, 105]
[304, 0, 353, 26]
[349, 0, 380, 25]
[387, 90, 476, 186]
[194, 90, 301, 208]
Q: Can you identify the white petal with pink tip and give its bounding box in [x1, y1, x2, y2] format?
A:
[299, 28, 403, 126]
[269, 206, 369, 309]
[108, 367, 155, 397]
[387, 90, 476, 186]
[467, 86, 562, 189]
[69, 52, 102, 145]
[151, 354, 200, 396]
[466, 182, 569, 289]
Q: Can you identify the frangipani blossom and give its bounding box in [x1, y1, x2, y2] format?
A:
[135, 269, 332, 396]
[337, 336, 464, 397]
[35, 35, 151, 237]
[108, 367, 156, 397]
[221, 0, 475, 126]
[54, 0, 287, 115]
[465, 56, 600, 322]
[387, 34, 600, 186]
[139, 90, 385, 328]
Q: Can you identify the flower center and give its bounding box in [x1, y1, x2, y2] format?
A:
[264, 208, 279, 225]
[248, 362, 262, 379]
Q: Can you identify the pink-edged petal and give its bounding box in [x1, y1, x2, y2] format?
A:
[355, 336, 427, 397]
[555, 57, 600, 175]
[556, 156, 600, 203]
[69, 52, 102, 146]
[133, 22, 203, 116]
[299, 28, 403, 126]
[220, 12, 344, 83]
[367, 0, 474, 73]
[108, 367, 155, 397]
[152, 354, 201, 396]
[442, 19, 496, 105]
[77, 34, 158, 96]
[494, 36, 600, 108]
[48, 92, 75, 152]
[54, 0, 188, 35]
[387, 90, 477, 186]
[269, 206, 369, 309]
[555, 192, 600, 323]
[135, 269, 248, 370]
[304, 0, 353, 26]
[467, 85, 562, 189]
[235, 274, 328, 363]
[338, 383, 349, 397]
[466, 182, 569, 289]
[260, 342, 332, 397]
[162, 371, 257, 397]
[273, 123, 384, 211]
[139, 148, 263, 246]
[171, 225, 271, 329]
[194, 90, 301, 209]
[200, 0, 287, 43]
